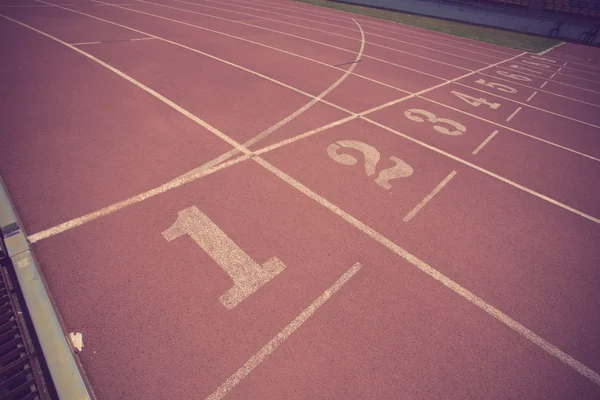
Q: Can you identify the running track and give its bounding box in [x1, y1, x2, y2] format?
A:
[1, 0, 600, 398]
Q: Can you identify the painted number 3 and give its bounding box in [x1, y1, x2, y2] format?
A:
[327, 140, 413, 190]
[404, 109, 467, 136]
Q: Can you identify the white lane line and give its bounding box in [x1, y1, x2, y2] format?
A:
[13, 14, 600, 382]
[232, 0, 517, 58]
[506, 106, 522, 122]
[495, 64, 600, 88]
[481, 69, 600, 95]
[13, 5, 598, 238]
[255, 157, 600, 386]
[39, 0, 356, 116]
[27, 155, 250, 243]
[130, 36, 155, 41]
[173, 0, 490, 69]
[422, 97, 599, 162]
[206, 263, 362, 400]
[463, 74, 600, 110]
[472, 130, 499, 155]
[91, 0, 405, 94]
[513, 61, 600, 81]
[513, 58, 600, 79]
[453, 82, 600, 129]
[15, 4, 598, 235]
[70, 37, 154, 45]
[68, 0, 600, 144]
[0, 4, 75, 6]
[254, 115, 357, 156]
[180, 18, 365, 179]
[357, 51, 526, 116]
[363, 116, 600, 224]
[549, 62, 566, 80]
[138, 0, 466, 80]
[70, 41, 102, 45]
[526, 91, 538, 102]
[538, 41, 565, 55]
[403, 171, 457, 222]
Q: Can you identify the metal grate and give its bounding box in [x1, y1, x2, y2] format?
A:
[0, 238, 54, 400]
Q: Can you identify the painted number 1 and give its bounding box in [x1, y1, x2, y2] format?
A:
[163, 206, 286, 309]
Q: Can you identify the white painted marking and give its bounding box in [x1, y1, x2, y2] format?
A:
[129, 37, 156, 41]
[70, 41, 102, 46]
[473, 78, 517, 94]
[14, 9, 596, 237]
[11, 14, 600, 383]
[0, 4, 75, 6]
[538, 41, 565, 55]
[253, 157, 600, 385]
[526, 91, 538, 102]
[451, 90, 501, 109]
[363, 116, 600, 223]
[481, 70, 600, 99]
[27, 155, 250, 243]
[358, 51, 526, 116]
[540, 80, 548, 88]
[136, 0, 465, 80]
[549, 63, 565, 81]
[403, 171, 457, 222]
[163, 206, 286, 309]
[472, 130, 499, 155]
[180, 18, 365, 179]
[206, 263, 362, 400]
[422, 97, 599, 162]
[498, 64, 600, 87]
[254, 115, 357, 155]
[404, 109, 466, 136]
[39, 0, 355, 117]
[69, 332, 83, 352]
[327, 140, 413, 190]
[223, 0, 517, 58]
[171, 0, 488, 69]
[455, 82, 600, 129]
[88, 0, 393, 95]
[505, 106, 522, 122]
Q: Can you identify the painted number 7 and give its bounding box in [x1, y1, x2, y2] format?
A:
[163, 206, 286, 309]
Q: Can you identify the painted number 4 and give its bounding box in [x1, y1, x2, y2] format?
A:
[450, 91, 501, 109]
[163, 206, 286, 309]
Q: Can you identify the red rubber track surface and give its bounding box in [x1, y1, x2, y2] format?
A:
[1, 0, 599, 399]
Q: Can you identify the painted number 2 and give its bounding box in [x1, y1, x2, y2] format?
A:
[327, 140, 413, 190]
[163, 206, 286, 309]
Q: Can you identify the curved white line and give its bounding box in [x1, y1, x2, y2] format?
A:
[181, 18, 366, 178]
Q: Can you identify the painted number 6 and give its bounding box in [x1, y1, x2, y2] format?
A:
[404, 109, 466, 136]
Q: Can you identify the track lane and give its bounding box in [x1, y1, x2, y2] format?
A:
[259, 117, 600, 374]
[0, 17, 232, 233]
[231, 0, 523, 57]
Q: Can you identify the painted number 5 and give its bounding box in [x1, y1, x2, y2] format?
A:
[327, 140, 413, 190]
[404, 109, 466, 136]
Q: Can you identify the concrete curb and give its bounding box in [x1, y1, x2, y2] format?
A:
[0, 176, 92, 400]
